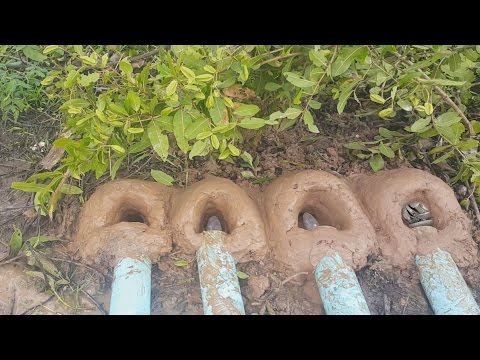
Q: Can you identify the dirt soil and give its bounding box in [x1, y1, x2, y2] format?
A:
[1, 110, 480, 315]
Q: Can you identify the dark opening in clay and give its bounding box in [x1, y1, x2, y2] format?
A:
[119, 209, 147, 224]
[298, 206, 337, 230]
[402, 202, 434, 228]
[199, 208, 229, 233]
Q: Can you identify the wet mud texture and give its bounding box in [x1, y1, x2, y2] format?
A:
[349, 168, 477, 269]
[74, 168, 476, 276]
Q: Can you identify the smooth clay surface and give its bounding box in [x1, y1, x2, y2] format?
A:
[349, 168, 477, 268]
[74, 169, 478, 274]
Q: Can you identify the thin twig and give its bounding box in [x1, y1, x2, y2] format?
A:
[49, 257, 108, 279]
[281, 272, 309, 286]
[19, 295, 55, 315]
[258, 52, 302, 67]
[0, 254, 24, 266]
[80, 289, 107, 315]
[466, 183, 480, 226]
[129, 49, 160, 63]
[393, 51, 474, 135]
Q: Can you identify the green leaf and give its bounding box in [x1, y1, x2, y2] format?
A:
[173, 110, 192, 153]
[397, 99, 413, 112]
[78, 73, 100, 87]
[185, 117, 210, 140]
[189, 140, 207, 159]
[22, 46, 47, 62]
[265, 82, 282, 91]
[344, 142, 368, 150]
[284, 107, 302, 120]
[309, 49, 329, 67]
[284, 72, 316, 88]
[238, 117, 266, 129]
[236, 271, 249, 279]
[378, 108, 395, 119]
[410, 117, 431, 133]
[269, 111, 286, 121]
[166, 79, 178, 97]
[369, 154, 384, 172]
[180, 66, 196, 81]
[241, 151, 254, 168]
[303, 110, 319, 133]
[11, 182, 48, 193]
[425, 102, 433, 116]
[9, 226, 22, 256]
[126, 91, 141, 112]
[127, 127, 144, 134]
[110, 145, 125, 154]
[79, 55, 97, 66]
[211, 134, 220, 149]
[234, 104, 260, 117]
[204, 65, 216, 74]
[27, 235, 58, 248]
[435, 112, 461, 127]
[379, 142, 395, 159]
[60, 184, 83, 195]
[228, 144, 241, 156]
[458, 139, 479, 151]
[331, 46, 368, 77]
[241, 171, 255, 179]
[436, 122, 465, 145]
[218, 149, 231, 160]
[309, 100, 322, 110]
[111, 155, 126, 180]
[174, 260, 189, 267]
[119, 59, 133, 76]
[43, 45, 60, 54]
[209, 97, 228, 125]
[151, 169, 174, 186]
[432, 150, 455, 164]
[370, 94, 386, 104]
[148, 122, 169, 161]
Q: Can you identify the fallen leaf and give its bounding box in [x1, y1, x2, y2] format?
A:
[39, 130, 73, 170]
[222, 85, 257, 101]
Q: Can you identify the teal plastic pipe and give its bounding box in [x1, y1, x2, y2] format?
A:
[109, 257, 151, 315]
[315, 253, 370, 315]
[416, 248, 480, 315]
[303, 213, 370, 315]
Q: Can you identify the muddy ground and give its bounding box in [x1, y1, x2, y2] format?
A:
[1, 108, 480, 315]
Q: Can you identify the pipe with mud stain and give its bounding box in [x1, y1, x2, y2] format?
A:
[110, 257, 151, 315]
[304, 213, 370, 315]
[197, 216, 245, 315]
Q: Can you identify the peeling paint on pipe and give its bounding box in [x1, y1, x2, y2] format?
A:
[109, 257, 151, 315]
[416, 248, 480, 315]
[315, 253, 370, 315]
[197, 230, 245, 315]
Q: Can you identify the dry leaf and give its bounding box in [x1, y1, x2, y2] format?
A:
[222, 85, 257, 101]
[39, 130, 72, 170]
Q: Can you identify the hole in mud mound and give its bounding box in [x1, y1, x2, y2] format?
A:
[298, 206, 337, 230]
[199, 207, 229, 234]
[402, 202, 434, 228]
[119, 209, 147, 224]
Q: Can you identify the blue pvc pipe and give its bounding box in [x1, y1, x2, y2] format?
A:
[109, 257, 151, 315]
[416, 248, 480, 315]
[197, 230, 245, 315]
[315, 253, 370, 315]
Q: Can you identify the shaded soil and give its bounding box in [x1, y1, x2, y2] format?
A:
[1, 110, 479, 315]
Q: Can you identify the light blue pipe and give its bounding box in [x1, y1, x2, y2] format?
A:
[197, 230, 245, 315]
[416, 248, 480, 315]
[109, 257, 151, 315]
[315, 253, 370, 315]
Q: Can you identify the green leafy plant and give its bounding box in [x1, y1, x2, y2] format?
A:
[8, 45, 480, 214]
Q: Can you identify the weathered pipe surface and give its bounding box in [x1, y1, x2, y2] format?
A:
[171, 176, 267, 263]
[197, 231, 245, 315]
[416, 248, 480, 315]
[262, 170, 376, 272]
[73, 180, 173, 270]
[109, 257, 151, 315]
[349, 168, 477, 268]
[315, 253, 370, 315]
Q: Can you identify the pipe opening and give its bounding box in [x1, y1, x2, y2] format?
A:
[200, 208, 229, 233]
[298, 208, 337, 230]
[402, 202, 434, 228]
[119, 209, 147, 224]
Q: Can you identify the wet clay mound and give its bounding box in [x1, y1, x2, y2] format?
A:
[170, 177, 267, 262]
[262, 170, 376, 273]
[349, 168, 477, 269]
[73, 179, 173, 270]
